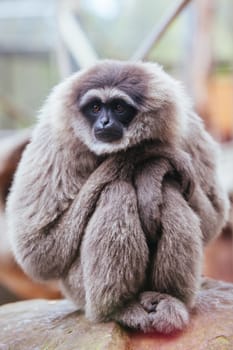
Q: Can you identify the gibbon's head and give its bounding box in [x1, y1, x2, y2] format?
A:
[42, 60, 191, 155]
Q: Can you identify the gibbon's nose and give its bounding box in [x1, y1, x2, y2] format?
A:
[100, 114, 110, 128]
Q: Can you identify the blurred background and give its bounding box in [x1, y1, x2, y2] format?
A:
[0, 0, 232, 305]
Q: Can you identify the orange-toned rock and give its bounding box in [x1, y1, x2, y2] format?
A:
[129, 309, 233, 350]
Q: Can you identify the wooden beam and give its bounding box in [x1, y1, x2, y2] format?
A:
[58, 7, 98, 71]
[132, 0, 193, 61]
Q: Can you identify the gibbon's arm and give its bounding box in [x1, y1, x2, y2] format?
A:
[134, 146, 196, 242]
[184, 113, 229, 244]
[6, 123, 121, 281]
[190, 181, 228, 245]
[150, 180, 203, 307]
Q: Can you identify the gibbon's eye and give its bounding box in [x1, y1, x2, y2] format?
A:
[109, 99, 137, 126]
[91, 102, 101, 114]
[80, 99, 103, 125]
[113, 102, 125, 114]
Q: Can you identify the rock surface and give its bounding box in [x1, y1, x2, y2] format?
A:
[0, 299, 129, 350]
[0, 298, 232, 350]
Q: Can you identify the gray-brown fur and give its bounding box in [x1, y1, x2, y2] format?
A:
[6, 60, 230, 333]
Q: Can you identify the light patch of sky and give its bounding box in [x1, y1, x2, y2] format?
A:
[81, 0, 120, 20]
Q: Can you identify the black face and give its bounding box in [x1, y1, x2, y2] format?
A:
[81, 98, 137, 143]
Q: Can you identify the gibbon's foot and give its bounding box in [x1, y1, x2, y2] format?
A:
[113, 300, 153, 333]
[139, 291, 189, 333]
[112, 293, 189, 333]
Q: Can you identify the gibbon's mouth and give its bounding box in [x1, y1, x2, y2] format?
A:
[94, 129, 123, 143]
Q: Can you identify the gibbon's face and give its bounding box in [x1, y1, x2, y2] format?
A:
[80, 92, 138, 143]
[49, 60, 189, 155]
